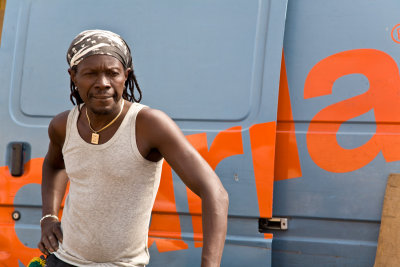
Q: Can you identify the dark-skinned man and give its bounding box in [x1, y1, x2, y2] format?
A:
[38, 30, 229, 267]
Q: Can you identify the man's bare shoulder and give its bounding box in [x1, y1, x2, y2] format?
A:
[137, 107, 180, 132]
[48, 110, 70, 145]
[137, 107, 170, 125]
[137, 107, 183, 145]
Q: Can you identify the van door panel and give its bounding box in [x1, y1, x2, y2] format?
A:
[0, 0, 287, 266]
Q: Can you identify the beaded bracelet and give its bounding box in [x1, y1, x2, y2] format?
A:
[40, 214, 59, 225]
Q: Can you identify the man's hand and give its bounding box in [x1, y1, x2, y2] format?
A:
[38, 219, 63, 255]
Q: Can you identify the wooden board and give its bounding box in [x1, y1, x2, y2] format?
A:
[375, 174, 400, 266]
[0, 0, 5, 45]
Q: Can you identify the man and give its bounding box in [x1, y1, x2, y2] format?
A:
[38, 30, 229, 267]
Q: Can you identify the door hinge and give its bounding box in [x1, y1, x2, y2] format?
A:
[259, 217, 288, 231]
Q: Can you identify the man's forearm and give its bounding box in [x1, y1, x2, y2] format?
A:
[201, 188, 229, 267]
[41, 159, 68, 217]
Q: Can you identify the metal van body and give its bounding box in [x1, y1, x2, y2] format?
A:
[0, 0, 399, 266]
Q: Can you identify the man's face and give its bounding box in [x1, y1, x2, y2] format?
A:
[69, 55, 130, 115]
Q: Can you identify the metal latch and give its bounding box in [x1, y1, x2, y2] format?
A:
[7, 142, 30, 177]
[259, 217, 288, 231]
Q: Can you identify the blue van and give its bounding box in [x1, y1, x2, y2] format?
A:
[1, 0, 400, 266]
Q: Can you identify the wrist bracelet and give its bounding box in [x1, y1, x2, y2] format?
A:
[40, 214, 59, 225]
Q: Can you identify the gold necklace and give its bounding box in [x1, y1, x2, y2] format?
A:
[85, 99, 125, 144]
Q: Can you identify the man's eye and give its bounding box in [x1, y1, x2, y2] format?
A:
[83, 72, 95, 76]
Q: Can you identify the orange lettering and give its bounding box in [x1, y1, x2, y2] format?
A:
[305, 49, 400, 172]
[148, 161, 189, 252]
[275, 51, 302, 181]
[0, 158, 43, 266]
[186, 127, 244, 247]
[249, 122, 276, 239]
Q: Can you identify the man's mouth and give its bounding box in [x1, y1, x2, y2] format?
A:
[92, 95, 113, 99]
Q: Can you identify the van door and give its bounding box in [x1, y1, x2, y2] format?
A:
[0, 0, 287, 266]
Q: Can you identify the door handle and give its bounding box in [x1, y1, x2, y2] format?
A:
[7, 142, 30, 177]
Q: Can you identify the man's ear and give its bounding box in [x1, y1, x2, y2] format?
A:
[68, 68, 77, 85]
[125, 68, 132, 80]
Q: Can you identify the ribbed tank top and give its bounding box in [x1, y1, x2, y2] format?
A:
[54, 103, 163, 267]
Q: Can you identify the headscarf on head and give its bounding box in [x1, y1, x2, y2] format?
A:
[67, 29, 142, 106]
[66, 29, 132, 69]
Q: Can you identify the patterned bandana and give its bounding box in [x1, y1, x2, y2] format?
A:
[66, 29, 132, 69]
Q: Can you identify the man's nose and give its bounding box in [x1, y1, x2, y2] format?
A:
[95, 73, 111, 88]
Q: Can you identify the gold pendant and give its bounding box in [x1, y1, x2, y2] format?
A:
[91, 133, 99, 144]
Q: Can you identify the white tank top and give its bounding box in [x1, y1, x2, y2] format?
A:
[54, 103, 163, 266]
